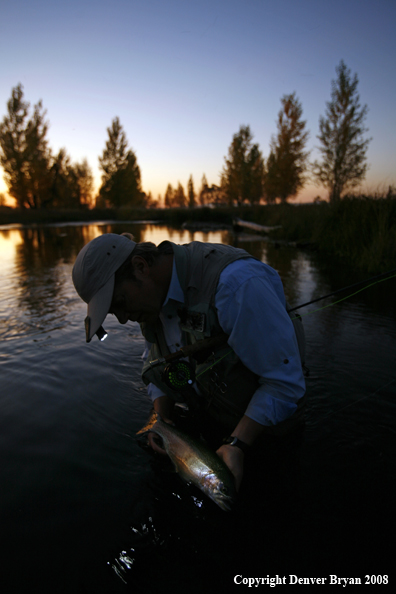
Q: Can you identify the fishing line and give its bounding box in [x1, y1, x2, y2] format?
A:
[288, 268, 396, 320]
[288, 268, 396, 420]
[173, 270, 396, 382]
[195, 349, 234, 379]
[314, 378, 396, 424]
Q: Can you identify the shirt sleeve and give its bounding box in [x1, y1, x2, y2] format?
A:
[215, 259, 306, 426]
[142, 340, 167, 402]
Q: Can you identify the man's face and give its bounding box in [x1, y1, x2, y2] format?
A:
[108, 257, 164, 326]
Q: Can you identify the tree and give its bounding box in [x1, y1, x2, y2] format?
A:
[312, 60, 371, 202]
[200, 183, 225, 205]
[98, 117, 144, 208]
[74, 158, 94, 208]
[0, 84, 52, 208]
[264, 93, 309, 203]
[187, 175, 195, 208]
[146, 191, 158, 208]
[221, 125, 264, 206]
[164, 183, 174, 208]
[173, 182, 187, 207]
[49, 151, 94, 209]
[49, 149, 78, 208]
[199, 174, 209, 206]
[262, 151, 278, 204]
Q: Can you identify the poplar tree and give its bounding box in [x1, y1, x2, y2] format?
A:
[164, 183, 174, 207]
[187, 174, 195, 208]
[173, 182, 187, 207]
[264, 92, 309, 203]
[199, 174, 209, 206]
[313, 60, 371, 202]
[221, 125, 264, 206]
[98, 117, 144, 208]
[0, 84, 51, 208]
[49, 151, 94, 208]
[73, 158, 94, 208]
[49, 149, 79, 208]
[263, 151, 279, 204]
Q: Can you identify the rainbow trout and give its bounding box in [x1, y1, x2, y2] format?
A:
[137, 412, 237, 511]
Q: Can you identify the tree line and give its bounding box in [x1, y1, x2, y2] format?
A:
[0, 61, 371, 209]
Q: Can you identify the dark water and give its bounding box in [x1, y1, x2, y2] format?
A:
[1, 221, 395, 592]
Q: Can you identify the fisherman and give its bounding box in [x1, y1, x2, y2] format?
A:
[72, 233, 306, 492]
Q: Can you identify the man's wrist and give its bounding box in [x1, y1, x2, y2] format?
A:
[223, 436, 250, 454]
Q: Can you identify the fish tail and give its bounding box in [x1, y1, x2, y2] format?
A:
[136, 410, 160, 436]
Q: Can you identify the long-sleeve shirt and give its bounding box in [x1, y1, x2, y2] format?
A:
[142, 257, 306, 427]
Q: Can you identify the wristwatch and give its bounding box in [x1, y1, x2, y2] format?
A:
[223, 436, 250, 454]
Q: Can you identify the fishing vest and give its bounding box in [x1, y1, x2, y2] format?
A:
[141, 241, 305, 432]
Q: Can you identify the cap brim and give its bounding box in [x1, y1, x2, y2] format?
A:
[86, 275, 115, 342]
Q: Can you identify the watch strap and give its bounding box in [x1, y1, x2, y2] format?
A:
[223, 436, 250, 454]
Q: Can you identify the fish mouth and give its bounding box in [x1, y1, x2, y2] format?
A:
[212, 494, 235, 512]
[217, 500, 233, 512]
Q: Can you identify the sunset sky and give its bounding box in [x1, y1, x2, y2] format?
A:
[1, 0, 395, 204]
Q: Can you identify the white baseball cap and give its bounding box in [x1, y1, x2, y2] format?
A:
[72, 233, 136, 342]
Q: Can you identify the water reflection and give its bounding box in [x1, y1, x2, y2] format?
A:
[0, 223, 249, 342]
[0, 223, 310, 342]
[0, 226, 101, 339]
[1, 221, 392, 342]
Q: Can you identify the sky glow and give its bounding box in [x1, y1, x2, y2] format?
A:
[0, 0, 395, 205]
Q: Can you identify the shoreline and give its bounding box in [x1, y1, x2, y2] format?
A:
[1, 197, 395, 273]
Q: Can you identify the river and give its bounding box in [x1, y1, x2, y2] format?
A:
[1, 221, 395, 592]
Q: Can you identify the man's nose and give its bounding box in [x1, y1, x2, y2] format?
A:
[114, 309, 129, 324]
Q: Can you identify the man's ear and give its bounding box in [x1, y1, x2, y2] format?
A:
[121, 232, 135, 241]
[131, 255, 149, 277]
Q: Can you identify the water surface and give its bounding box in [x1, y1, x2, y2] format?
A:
[1, 221, 395, 592]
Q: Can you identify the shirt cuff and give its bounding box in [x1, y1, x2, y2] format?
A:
[244, 385, 301, 426]
[147, 382, 167, 403]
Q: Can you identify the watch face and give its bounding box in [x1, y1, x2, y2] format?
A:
[225, 437, 237, 446]
[224, 436, 249, 453]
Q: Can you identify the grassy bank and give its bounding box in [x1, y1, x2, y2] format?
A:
[1, 196, 395, 273]
[235, 198, 396, 273]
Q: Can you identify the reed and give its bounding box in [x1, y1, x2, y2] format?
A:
[312, 196, 396, 273]
[1, 195, 395, 273]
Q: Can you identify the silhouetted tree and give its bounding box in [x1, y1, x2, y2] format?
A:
[264, 93, 309, 203]
[262, 151, 278, 204]
[221, 125, 264, 205]
[312, 61, 371, 202]
[74, 158, 94, 207]
[145, 191, 158, 208]
[49, 149, 78, 208]
[201, 183, 225, 205]
[98, 117, 144, 208]
[0, 84, 52, 208]
[187, 175, 195, 208]
[173, 181, 187, 207]
[49, 150, 93, 209]
[199, 174, 209, 206]
[164, 183, 174, 207]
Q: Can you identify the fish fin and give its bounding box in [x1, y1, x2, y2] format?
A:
[136, 410, 160, 436]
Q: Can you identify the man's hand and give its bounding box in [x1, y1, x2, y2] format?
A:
[148, 395, 175, 455]
[216, 415, 265, 491]
[148, 432, 168, 455]
[216, 444, 244, 492]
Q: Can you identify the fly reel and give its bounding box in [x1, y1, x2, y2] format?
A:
[162, 360, 195, 390]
